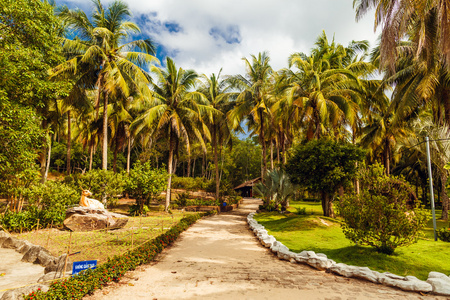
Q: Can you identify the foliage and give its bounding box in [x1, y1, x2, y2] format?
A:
[0, 0, 67, 108]
[254, 168, 295, 211]
[1, 181, 79, 231]
[286, 139, 365, 217]
[0, 100, 44, 210]
[128, 204, 150, 217]
[171, 176, 212, 191]
[24, 211, 216, 300]
[175, 192, 191, 207]
[65, 169, 125, 207]
[336, 164, 428, 254]
[124, 161, 168, 214]
[437, 227, 450, 242]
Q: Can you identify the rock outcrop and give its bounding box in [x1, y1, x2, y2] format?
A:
[63, 206, 128, 231]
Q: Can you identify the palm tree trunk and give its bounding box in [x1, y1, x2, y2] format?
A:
[213, 125, 220, 201]
[165, 133, 175, 211]
[259, 108, 267, 179]
[43, 134, 52, 184]
[126, 137, 131, 174]
[89, 140, 94, 171]
[270, 139, 274, 170]
[102, 92, 109, 170]
[113, 133, 118, 173]
[187, 155, 191, 177]
[384, 138, 390, 175]
[67, 110, 72, 175]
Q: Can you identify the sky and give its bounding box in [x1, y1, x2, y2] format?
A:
[58, 0, 379, 77]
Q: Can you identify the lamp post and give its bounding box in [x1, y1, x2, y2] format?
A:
[425, 136, 438, 241]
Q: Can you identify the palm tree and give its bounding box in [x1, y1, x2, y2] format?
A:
[132, 57, 212, 211]
[228, 52, 273, 179]
[354, 0, 450, 70]
[51, 0, 156, 170]
[285, 33, 368, 140]
[198, 70, 233, 201]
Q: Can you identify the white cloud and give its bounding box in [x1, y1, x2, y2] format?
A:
[60, 0, 379, 77]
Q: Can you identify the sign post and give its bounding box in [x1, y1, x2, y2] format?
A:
[72, 260, 97, 275]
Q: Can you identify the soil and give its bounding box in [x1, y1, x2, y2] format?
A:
[84, 198, 445, 300]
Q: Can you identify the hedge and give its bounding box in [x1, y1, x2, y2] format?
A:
[25, 211, 217, 300]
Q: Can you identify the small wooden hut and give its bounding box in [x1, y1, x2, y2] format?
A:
[233, 177, 261, 197]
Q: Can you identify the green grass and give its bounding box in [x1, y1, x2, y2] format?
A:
[254, 201, 450, 280]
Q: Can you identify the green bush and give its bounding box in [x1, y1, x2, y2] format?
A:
[336, 164, 428, 254]
[174, 191, 190, 207]
[171, 176, 214, 191]
[65, 170, 125, 207]
[437, 228, 450, 242]
[1, 181, 79, 231]
[124, 161, 168, 214]
[24, 211, 217, 300]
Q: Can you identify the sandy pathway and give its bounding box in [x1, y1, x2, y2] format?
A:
[85, 198, 444, 300]
[0, 248, 44, 298]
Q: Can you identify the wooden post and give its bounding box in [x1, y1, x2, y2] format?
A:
[46, 221, 53, 249]
[161, 220, 164, 232]
[131, 230, 134, 249]
[63, 231, 72, 275]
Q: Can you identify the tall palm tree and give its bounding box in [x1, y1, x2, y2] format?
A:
[51, 0, 156, 170]
[354, 0, 450, 70]
[132, 57, 212, 211]
[285, 33, 368, 140]
[198, 70, 233, 201]
[228, 52, 273, 179]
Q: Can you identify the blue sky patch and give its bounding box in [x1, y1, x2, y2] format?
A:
[209, 25, 241, 44]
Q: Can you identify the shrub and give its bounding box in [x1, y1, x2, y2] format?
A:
[66, 170, 125, 207]
[124, 161, 168, 214]
[171, 176, 214, 192]
[336, 164, 428, 254]
[174, 191, 190, 207]
[1, 181, 79, 231]
[254, 168, 294, 211]
[437, 228, 450, 242]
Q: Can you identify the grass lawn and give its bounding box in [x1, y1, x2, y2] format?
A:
[254, 201, 450, 280]
[14, 210, 194, 264]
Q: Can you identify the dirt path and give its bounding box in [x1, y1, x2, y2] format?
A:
[0, 248, 44, 298]
[85, 198, 444, 300]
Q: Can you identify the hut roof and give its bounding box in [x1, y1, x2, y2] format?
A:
[234, 177, 261, 190]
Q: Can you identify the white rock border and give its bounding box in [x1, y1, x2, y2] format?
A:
[247, 212, 450, 296]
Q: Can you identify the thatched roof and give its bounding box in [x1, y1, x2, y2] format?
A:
[234, 177, 261, 190]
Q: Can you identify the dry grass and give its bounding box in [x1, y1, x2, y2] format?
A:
[13, 210, 194, 264]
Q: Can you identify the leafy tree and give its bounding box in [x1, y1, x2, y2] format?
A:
[0, 100, 44, 212]
[336, 163, 428, 254]
[124, 161, 168, 214]
[286, 139, 365, 217]
[0, 0, 66, 107]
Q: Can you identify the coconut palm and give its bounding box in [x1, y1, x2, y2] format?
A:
[51, 0, 156, 170]
[354, 0, 450, 70]
[132, 57, 213, 211]
[228, 52, 273, 179]
[198, 71, 233, 201]
[285, 33, 369, 140]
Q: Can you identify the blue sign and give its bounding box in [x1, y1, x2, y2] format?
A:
[72, 260, 97, 275]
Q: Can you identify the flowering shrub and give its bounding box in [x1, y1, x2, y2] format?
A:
[24, 211, 217, 300]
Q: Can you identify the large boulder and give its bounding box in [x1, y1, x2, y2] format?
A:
[0, 284, 49, 300]
[63, 206, 128, 231]
[0, 231, 11, 247]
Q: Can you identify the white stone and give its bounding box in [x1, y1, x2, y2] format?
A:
[428, 271, 450, 279]
[306, 256, 333, 270]
[427, 277, 450, 295]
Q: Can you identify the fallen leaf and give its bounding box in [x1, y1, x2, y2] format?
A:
[0, 273, 5, 276]
[128, 283, 134, 286]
